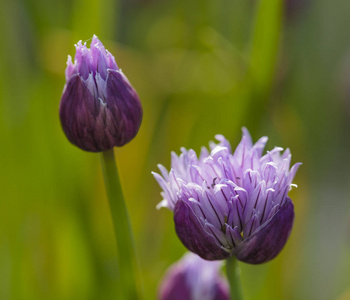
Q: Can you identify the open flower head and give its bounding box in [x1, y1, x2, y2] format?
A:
[153, 128, 301, 263]
[159, 252, 229, 300]
[59, 35, 142, 152]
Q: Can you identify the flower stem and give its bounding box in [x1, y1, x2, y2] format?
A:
[226, 256, 244, 300]
[100, 149, 142, 300]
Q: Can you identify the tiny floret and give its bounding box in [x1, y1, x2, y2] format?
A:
[59, 35, 142, 152]
[153, 128, 301, 263]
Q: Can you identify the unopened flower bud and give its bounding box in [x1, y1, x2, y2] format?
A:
[159, 253, 230, 300]
[59, 35, 142, 152]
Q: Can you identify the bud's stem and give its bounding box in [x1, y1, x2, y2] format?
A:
[226, 256, 244, 300]
[100, 149, 142, 300]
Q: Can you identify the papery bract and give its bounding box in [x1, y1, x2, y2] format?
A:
[158, 252, 230, 300]
[59, 35, 142, 152]
[153, 128, 300, 263]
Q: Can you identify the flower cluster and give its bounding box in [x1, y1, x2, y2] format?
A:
[153, 128, 300, 263]
[159, 253, 229, 300]
[59, 35, 142, 152]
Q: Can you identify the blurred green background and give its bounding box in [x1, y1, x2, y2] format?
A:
[1, 0, 350, 299]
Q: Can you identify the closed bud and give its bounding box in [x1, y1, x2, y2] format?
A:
[158, 253, 230, 300]
[59, 35, 143, 152]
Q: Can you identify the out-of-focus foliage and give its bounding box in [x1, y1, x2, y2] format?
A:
[1, 0, 350, 299]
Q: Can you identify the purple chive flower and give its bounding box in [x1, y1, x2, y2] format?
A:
[152, 128, 301, 263]
[59, 35, 142, 152]
[159, 252, 230, 300]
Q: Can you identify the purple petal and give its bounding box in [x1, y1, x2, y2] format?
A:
[77, 46, 91, 80]
[190, 165, 205, 184]
[65, 55, 76, 80]
[106, 50, 119, 70]
[244, 180, 265, 223]
[260, 188, 275, 223]
[288, 162, 302, 183]
[152, 172, 174, 209]
[174, 200, 230, 260]
[105, 70, 143, 146]
[199, 146, 210, 160]
[234, 197, 294, 264]
[199, 190, 225, 228]
[59, 75, 102, 152]
[227, 196, 243, 231]
[252, 135, 268, 156]
[215, 134, 232, 153]
[242, 213, 260, 238]
[225, 225, 242, 247]
[241, 127, 253, 147]
[157, 164, 170, 181]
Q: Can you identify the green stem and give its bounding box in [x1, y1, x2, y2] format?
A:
[226, 256, 244, 300]
[100, 149, 142, 300]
